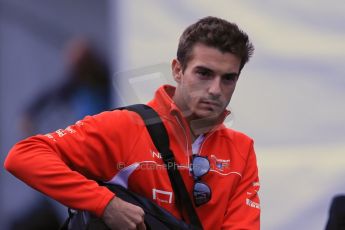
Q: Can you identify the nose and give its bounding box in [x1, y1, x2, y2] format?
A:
[208, 77, 222, 98]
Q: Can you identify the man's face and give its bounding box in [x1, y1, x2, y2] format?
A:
[172, 43, 241, 121]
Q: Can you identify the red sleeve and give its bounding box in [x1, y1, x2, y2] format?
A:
[222, 141, 260, 229]
[4, 110, 139, 217]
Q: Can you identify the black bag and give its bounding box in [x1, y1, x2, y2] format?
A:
[65, 184, 192, 230]
[60, 104, 203, 230]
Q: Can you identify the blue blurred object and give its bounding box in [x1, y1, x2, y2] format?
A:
[22, 39, 112, 135]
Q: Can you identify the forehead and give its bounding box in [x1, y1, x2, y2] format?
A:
[187, 43, 241, 73]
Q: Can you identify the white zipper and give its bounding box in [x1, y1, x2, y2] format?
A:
[199, 130, 216, 155]
[199, 111, 230, 155]
[174, 115, 191, 173]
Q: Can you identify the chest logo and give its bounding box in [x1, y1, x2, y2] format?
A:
[151, 149, 162, 159]
[210, 154, 230, 171]
[152, 188, 172, 204]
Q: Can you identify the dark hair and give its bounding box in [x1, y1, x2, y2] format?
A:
[177, 16, 254, 72]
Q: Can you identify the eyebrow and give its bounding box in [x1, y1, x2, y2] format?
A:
[223, 72, 239, 79]
[195, 66, 213, 73]
[194, 65, 239, 77]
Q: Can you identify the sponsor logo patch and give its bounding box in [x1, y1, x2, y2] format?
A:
[152, 188, 172, 204]
[210, 154, 230, 172]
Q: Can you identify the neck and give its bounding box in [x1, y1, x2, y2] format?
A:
[189, 116, 220, 138]
[172, 91, 223, 141]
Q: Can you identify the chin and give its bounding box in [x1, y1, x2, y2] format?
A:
[194, 110, 220, 120]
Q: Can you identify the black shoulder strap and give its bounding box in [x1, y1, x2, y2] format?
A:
[120, 104, 203, 230]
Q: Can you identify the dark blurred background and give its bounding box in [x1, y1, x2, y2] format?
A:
[0, 0, 116, 229]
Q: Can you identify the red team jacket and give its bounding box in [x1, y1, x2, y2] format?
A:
[5, 85, 260, 229]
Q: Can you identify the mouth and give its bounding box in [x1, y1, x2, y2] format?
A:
[199, 100, 222, 111]
[200, 99, 221, 107]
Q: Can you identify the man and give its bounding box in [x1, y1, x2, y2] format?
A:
[4, 16, 260, 229]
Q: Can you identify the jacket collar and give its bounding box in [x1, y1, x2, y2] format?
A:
[148, 85, 230, 133]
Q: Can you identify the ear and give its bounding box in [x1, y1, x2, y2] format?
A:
[171, 59, 182, 83]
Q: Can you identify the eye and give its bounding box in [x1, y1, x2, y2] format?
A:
[223, 74, 238, 84]
[196, 69, 213, 79]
